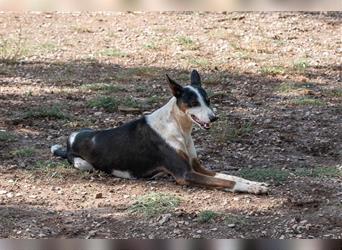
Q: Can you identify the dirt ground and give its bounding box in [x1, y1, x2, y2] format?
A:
[0, 12, 341, 239]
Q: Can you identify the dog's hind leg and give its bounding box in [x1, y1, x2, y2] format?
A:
[73, 157, 94, 171]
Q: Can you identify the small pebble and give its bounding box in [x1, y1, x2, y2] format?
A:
[95, 193, 103, 199]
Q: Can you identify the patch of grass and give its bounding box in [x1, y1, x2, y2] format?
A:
[188, 58, 211, 69]
[34, 160, 69, 169]
[230, 41, 243, 51]
[100, 48, 128, 58]
[324, 88, 342, 98]
[0, 130, 16, 142]
[293, 58, 309, 72]
[177, 36, 200, 50]
[239, 168, 289, 184]
[107, 31, 118, 38]
[178, 36, 193, 45]
[295, 167, 342, 178]
[143, 42, 159, 50]
[72, 26, 94, 34]
[260, 66, 285, 76]
[82, 83, 125, 93]
[225, 214, 247, 225]
[276, 82, 317, 95]
[114, 67, 157, 81]
[87, 96, 143, 111]
[25, 90, 33, 97]
[147, 95, 164, 105]
[235, 51, 252, 60]
[208, 28, 229, 40]
[23, 106, 69, 120]
[205, 75, 223, 85]
[177, 72, 192, 82]
[291, 97, 325, 106]
[129, 192, 181, 217]
[120, 96, 142, 109]
[135, 85, 148, 93]
[210, 120, 254, 143]
[126, 67, 157, 77]
[87, 96, 119, 112]
[0, 31, 28, 63]
[198, 210, 219, 223]
[273, 39, 286, 47]
[0, 216, 14, 229]
[154, 27, 169, 33]
[66, 118, 97, 128]
[11, 147, 35, 157]
[31, 160, 72, 179]
[277, 82, 304, 93]
[228, 122, 253, 141]
[34, 42, 57, 53]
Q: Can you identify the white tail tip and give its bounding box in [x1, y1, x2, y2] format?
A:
[51, 144, 63, 154]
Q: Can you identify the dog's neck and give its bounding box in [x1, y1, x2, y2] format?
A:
[147, 97, 193, 135]
[171, 99, 193, 134]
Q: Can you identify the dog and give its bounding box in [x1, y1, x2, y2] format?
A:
[51, 70, 268, 194]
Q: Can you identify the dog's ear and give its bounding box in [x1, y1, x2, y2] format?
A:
[166, 74, 183, 98]
[191, 69, 201, 87]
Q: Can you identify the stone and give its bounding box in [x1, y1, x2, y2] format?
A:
[95, 193, 103, 199]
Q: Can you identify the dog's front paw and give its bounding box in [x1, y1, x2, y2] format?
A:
[233, 181, 269, 195]
[250, 182, 269, 194]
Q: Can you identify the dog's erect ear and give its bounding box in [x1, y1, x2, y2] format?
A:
[166, 74, 183, 98]
[191, 69, 201, 87]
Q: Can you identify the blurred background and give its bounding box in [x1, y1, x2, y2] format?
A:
[0, 0, 341, 11]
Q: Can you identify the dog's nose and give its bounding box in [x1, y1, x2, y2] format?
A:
[210, 115, 218, 122]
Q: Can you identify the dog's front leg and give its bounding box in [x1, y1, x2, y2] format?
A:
[214, 173, 269, 194]
[191, 157, 269, 194]
[187, 138, 216, 176]
[185, 138, 269, 194]
[176, 171, 236, 190]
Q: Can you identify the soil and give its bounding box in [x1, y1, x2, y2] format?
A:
[0, 12, 341, 239]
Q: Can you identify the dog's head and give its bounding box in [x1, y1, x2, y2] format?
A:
[166, 70, 218, 130]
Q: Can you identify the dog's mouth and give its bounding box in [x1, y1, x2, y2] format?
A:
[190, 115, 211, 130]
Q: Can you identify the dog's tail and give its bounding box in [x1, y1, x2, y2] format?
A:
[51, 144, 67, 159]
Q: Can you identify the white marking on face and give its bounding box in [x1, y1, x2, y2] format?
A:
[69, 132, 78, 146]
[185, 86, 215, 125]
[73, 157, 94, 171]
[112, 170, 132, 179]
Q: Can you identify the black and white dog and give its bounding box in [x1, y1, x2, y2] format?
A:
[51, 70, 268, 194]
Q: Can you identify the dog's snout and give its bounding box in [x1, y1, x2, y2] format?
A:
[209, 115, 218, 123]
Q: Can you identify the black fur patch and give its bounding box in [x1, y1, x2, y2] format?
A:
[192, 85, 210, 106]
[66, 117, 191, 178]
[176, 86, 210, 110]
[177, 87, 200, 108]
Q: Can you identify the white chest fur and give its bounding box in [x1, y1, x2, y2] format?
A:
[146, 97, 192, 154]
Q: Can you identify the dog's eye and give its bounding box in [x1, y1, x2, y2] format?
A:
[191, 100, 199, 107]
